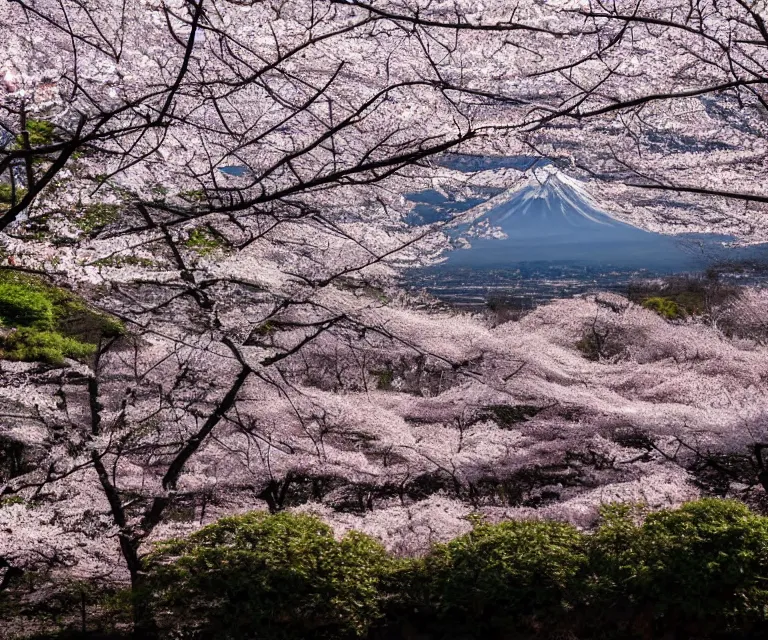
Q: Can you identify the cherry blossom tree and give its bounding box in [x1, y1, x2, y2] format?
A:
[2, 0, 768, 635]
[0, 0, 538, 630]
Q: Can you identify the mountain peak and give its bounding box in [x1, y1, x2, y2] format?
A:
[458, 167, 628, 233]
[442, 169, 702, 268]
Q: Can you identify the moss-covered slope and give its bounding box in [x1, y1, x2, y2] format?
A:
[0, 270, 124, 365]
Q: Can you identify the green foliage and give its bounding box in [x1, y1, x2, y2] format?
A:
[576, 330, 603, 361]
[0, 183, 27, 206]
[2, 327, 96, 365]
[185, 227, 225, 255]
[252, 320, 276, 336]
[16, 119, 55, 147]
[588, 498, 768, 635]
[413, 519, 586, 636]
[0, 282, 55, 330]
[55, 300, 125, 343]
[12, 119, 56, 154]
[92, 255, 156, 269]
[73, 203, 120, 234]
[131, 500, 768, 639]
[179, 189, 206, 202]
[642, 296, 683, 319]
[0, 495, 24, 507]
[146, 511, 392, 639]
[0, 271, 124, 365]
[361, 285, 390, 304]
[628, 275, 740, 320]
[576, 323, 626, 362]
[15, 212, 52, 241]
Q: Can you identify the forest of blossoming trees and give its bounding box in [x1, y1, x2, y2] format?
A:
[2, 0, 768, 637]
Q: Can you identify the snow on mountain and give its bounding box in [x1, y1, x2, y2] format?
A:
[443, 166, 713, 269]
[453, 166, 638, 232]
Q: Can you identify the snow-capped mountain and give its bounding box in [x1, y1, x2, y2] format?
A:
[463, 166, 628, 231]
[443, 167, 710, 269]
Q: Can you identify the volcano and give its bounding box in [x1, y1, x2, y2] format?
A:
[406, 163, 768, 304]
[442, 167, 709, 270]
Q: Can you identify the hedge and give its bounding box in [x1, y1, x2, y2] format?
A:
[129, 498, 768, 639]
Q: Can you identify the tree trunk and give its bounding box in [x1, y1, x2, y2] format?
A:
[130, 571, 158, 639]
[120, 537, 157, 639]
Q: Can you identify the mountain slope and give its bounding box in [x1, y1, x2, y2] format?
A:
[441, 167, 710, 269]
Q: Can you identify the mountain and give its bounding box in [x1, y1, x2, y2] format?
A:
[441, 167, 712, 270]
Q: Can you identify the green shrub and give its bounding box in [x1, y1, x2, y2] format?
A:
[588, 499, 768, 636]
[2, 327, 96, 365]
[642, 296, 683, 319]
[92, 255, 156, 269]
[629, 275, 741, 319]
[256, 321, 276, 335]
[412, 519, 586, 636]
[146, 511, 392, 639]
[576, 330, 602, 361]
[0, 282, 55, 329]
[185, 227, 225, 255]
[0, 271, 124, 365]
[133, 500, 768, 639]
[0, 183, 27, 206]
[641, 500, 768, 621]
[73, 203, 120, 233]
[16, 119, 55, 147]
[179, 189, 206, 202]
[0, 495, 24, 507]
[575, 322, 624, 361]
[52, 297, 125, 343]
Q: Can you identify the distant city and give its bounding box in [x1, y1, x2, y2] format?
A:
[406, 261, 768, 308]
